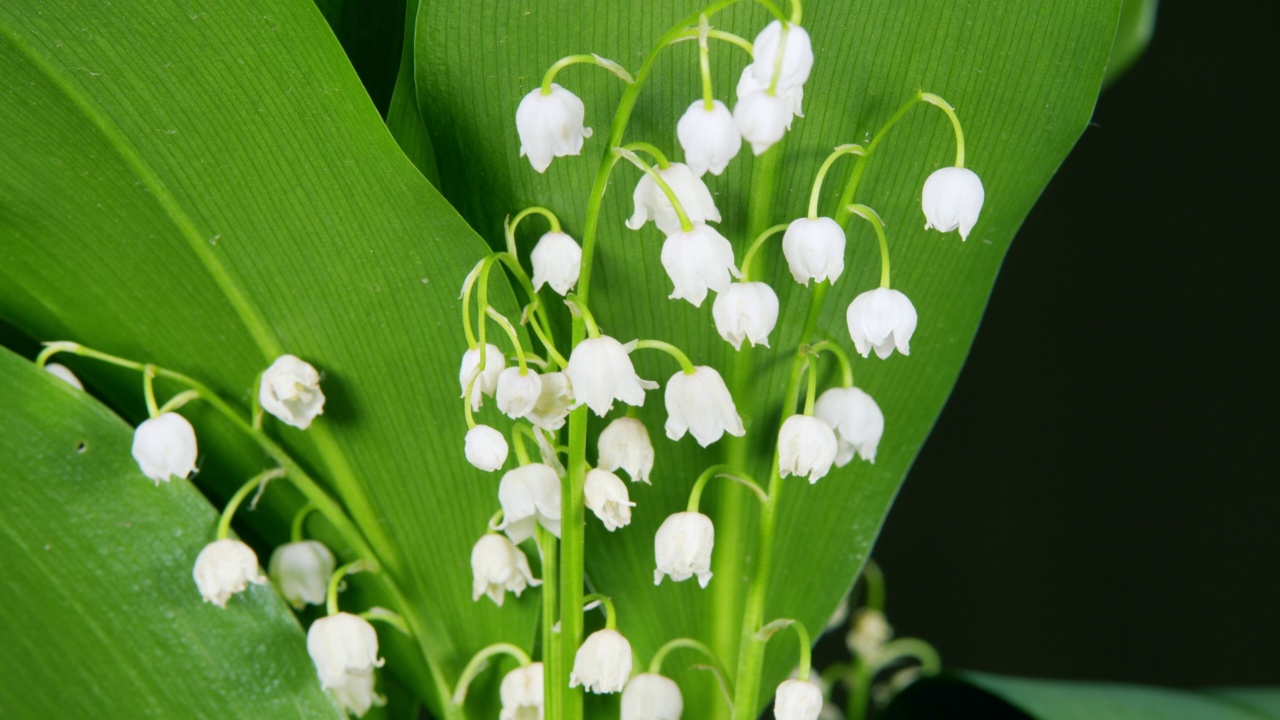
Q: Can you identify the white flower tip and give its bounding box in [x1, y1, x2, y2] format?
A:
[44, 363, 84, 390]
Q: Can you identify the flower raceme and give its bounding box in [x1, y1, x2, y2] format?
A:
[846, 288, 918, 360]
[131, 412, 198, 484]
[258, 354, 325, 430]
[471, 533, 541, 606]
[663, 366, 745, 447]
[597, 417, 655, 484]
[584, 468, 636, 531]
[564, 336, 658, 416]
[570, 628, 633, 694]
[193, 538, 267, 608]
[307, 612, 386, 716]
[676, 99, 742, 176]
[621, 673, 684, 720]
[626, 162, 721, 236]
[269, 540, 336, 609]
[660, 224, 741, 307]
[516, 83, 592, 173]
[922, 166, 985, 240]
[654, 511, 715, 588]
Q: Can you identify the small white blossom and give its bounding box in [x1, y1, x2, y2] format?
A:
[526, 371, 574, 431]
[598, 417, 654, 484]
[774, 679, 824, 720]
[131, 412, 198, 485]
[677, 99, 742, 176]
[516, 83, 592, 173]
[777, 415, 838, 483]
[733, 89, 794, 156]
[500, 662, 544, 720]
[846, 609, 893, 661]
[783, 217, 846, 286]
[626, 162, 721, 236]
[664, 366, 744, 447]
[498, 463, 562, 543]
[269, 540, 336, 609]
[621, 673, 684, 720]
[660, 224, 740, 307]
[471, 533, 541, 606]
[922, 166, 985, 240]
[570, 628, 633, 694]
[465, 424, 509, 472]
[44, 363, 83, 390]
[751, 21, 814, 93]
[814, 387, 884, 465]
[307, 612, 386, 716]
[737, 65, 804, 118]
[846, 288, 917, 359]
[654, 511, 714, 588]
[713, 281, 780, 350]
[259, 354, 326, 430]
[459, 344, 506, 410]
[193, 538, 267, 608]
[531, 231, 583, 295]
[564, 336, 658, 416]
[496, 367, 543, 419]
[584, 468, 635, 531]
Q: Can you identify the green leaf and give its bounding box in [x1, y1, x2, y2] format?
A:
[1210, 689, 1280, 719]
[312, 0, 407, 116]
[386, 0, 440, 183]
[0, 347, 343, 719]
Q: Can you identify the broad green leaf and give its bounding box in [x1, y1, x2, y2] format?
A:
[386, 0, 439, 183]
[411, 0, 1121, 715]
[1211, 689, 1280, 719]
[0, 347, 343, 719]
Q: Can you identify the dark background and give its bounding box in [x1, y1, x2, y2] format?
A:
[872, 1, 1276, 687]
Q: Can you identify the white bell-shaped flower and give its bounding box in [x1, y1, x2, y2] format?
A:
[846, 609, 893, 661]
[570, 628, 633, 694]
[733, 89, 795, 156]
[774, 679, 824, 720]
[564, 336, 658, 416]
[777, 415, 838, 483]
[737, 65, 804, 118]
[44, 363, 84, 389]
[500, 662, 544, 720]
[459, 344, 506, 410]
[193, 538, 267, 608]
[498, 463, 562, 543]
[584, 468, 635, 531]
[660, 224, 741, 307]
[846, 288, 917, 359]
[621, 673, 684, 720]
[496, 367, 543, 419]
[531, 231, 583, 295]
[598, 417, 654, 484]
[131, 412, 198, 485]
[626, 162, 721, 236]
[654, 511, 714, 588]
[664, 366, 744, 447]
[307, 612, 386, 716]
[677, 99, 742, 176]
[526, 371, 574, 431]
[269, 540, 336, 609]
[471, 533, 541, 606]
[516, 83, 592, 173]
[814, 387, 884, 465]
[783, 217, 846, 285]
[751, 21, 814, 93]
[259, 354, 326, 430]
[922, 166, 985, 240]
[713, 281, 780, 350]
[465, 424, 509, 472]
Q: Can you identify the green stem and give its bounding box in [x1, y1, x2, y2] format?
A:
[541, 54, 634, 94]
[633, 339, 696, 375]
[846, 204, 891, 288]
[876, 638, 941, 676]
[810, 340, 854, 388]
[325, 559, 373, 617]
[688, 465, 767, 513]
[157, 389, 200, 415]
[920, 92, 965, 168]
[290, 503, 317, 543]
[861, 558, 885, 613]
[360, 607, 412, 636]
[849, 658, 872, 720]
[834, 92, 923, 217]
[699, 15, 715, 110]
[142, 365, 160, 418]
[215, 467, 285, 540]
[582, 592, 618, 629]
[526, 310, 568, 369]
[565, 294, 601, 338]
[807, 145, 866, 219]
[622, 141, 671, 169]
[739, 223, 789, 282]
[613, 147, 693, 232]
[788, 0, 803, 24]
[650, 638, 733, 690]
[536, 524, 559, 719]
[802, 357, 818, 416]
[452, 643, 533, 706]
[485, 306, 529, 372]
[508, 206, 563, 238]
[510, 424, 533, 466]
[459, 260, 483, 350]
[754, 619, 812, 680]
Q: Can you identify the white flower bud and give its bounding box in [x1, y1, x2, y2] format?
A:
[621, 673, 684, 720]
[471, 533, 541, 606]
[654, 511, 714, 588]
[626, 162, 721, 236]
[713, 281, 780, 350]
[846, 609, 892, 660]
[660, 224, 740, 307]
[814, 387, 884, 466]
[584, 468, 635, 531]
[459, 344, 506, 410]
[846, 288, 917, 359]
[598, 417, 654, 484]
[516, 83, 593, 173]
[498, 463, 562, 543]
[733, 90, 794, 156]
[531, 231, 583, 295]
[526, 371, 574, 431]
[774, 679, 824, 720]
[677, 99, 742, 176]
[192, 538, 267, 608]
[922, 166, 985, 241]
[500, 662, 544, 720]
[259, 354, 326, 430]
[307, 612, 386, 716]
[496, 367, 543, 419]
[777, 415, 838, 483]
[269, 540, 335, 609]
[44, 363, 83, 390]
[564, 336, 658, 416]
[570, 628, 633, 694]
[751, 21, 814, 93]
[664, 366, 744, 447]
[465, 424, 509, 472]
[131, 412, 198, 485]
[783, 217, 846, 286]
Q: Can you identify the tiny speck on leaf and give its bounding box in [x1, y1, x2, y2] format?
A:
[75, 441, 88, 453]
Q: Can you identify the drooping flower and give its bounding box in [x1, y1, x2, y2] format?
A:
[584, 468, 635, 531]
[737, 64, 804, 118]
[307, 612, 386, 716]
[526, 371, 574, 431]
[621, 673, 684, 720]
[131, 412, 198, 485]
[777, 415, 838, 483]
[654, 511, 714, 588]
[663, 366, 744, 447]
[774, 678, 824, 720]
[459, 344, 506, 410]
[733, 89, 795, 156]
[922, 166, 985, 240]
[564, 336, 657, 416]
[814, 387, 884, 465]
[677, 99, 742, 176]
[498, 463, 562, 543]
[531, 231, 583, 295]
[193, 538, 267, 608]
[846, 609, 893, 661]
[598, 417, 654, 484]
[464, 424, 509, 472]
[500, 662, 545, 720]
[570, 628, 633, 694]
[750, 21, 815, 93]
[259, 354, 326, 430]
[516, 84, 593, 173]
[471, 533, 541, 607]
[660, 224, 740, 307]
[44, 363, 83, 390]
[713, 281, 780, 350]
[269, 540, 336, 609]
[782, 217, 846, 285]
[846, 288, 917, 359]
[626, 162, 721, 236]
[496, 367, 543, 420]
